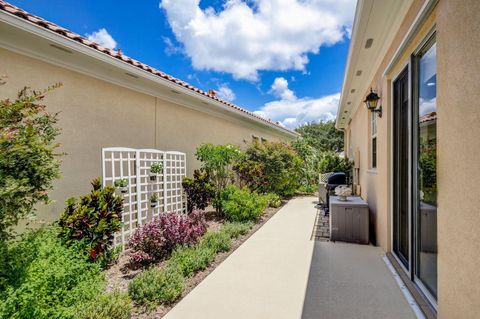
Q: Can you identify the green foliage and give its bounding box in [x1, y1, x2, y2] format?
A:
[295, 121, 344, 153]
[234, 141, 301, 197]
[219, 185, 270, 222]
[265, 193, 282, 208]
[220, 221, 253, 239]
[76, 290, 132, 319]
[128, 265, 185, 308]
[168, 245, 216, 278]
[291, 138, 322, 192]
[0, 84, 62, 241]
[167, 222, 251, 278]
[319, 152, 354, 185]
[198, 229, 232, 252]
[0, 226, 104, 319]
[150, 193, 160, 204]
[114, 178, 128, 188]
[419, 137, 437, 204]
[150, 162, 163, 174]
[195, 143, 242, 212]
[182, 169, 215, 213]
[58, 178, 123, 261]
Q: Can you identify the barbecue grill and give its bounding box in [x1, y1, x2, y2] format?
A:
[324, 172, 346, 213]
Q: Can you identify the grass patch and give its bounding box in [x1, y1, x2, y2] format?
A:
[76, 290, 132, 319]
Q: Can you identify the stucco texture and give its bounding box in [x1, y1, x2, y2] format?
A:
[0, 48, 291, 223]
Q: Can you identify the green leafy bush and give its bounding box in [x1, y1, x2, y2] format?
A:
[76, 290, 132, 319]
[0, 85, 62, 241]
[58, 178, 123, 261]
[319, 151, 353, 185]
[168, 245, 216, 277]
[0, 226, 104, 319]
[234, 141, 301, 197]
[221, 221, 253, 239]
[198, 229, 232, 253]
[195, 143, 242, 212]
[128, 265, 185, 308]
[219, 185, 269, 222]
[182, 169, 215, 213]
[291, 138, 322, 192]
[266, 193, 282, 208]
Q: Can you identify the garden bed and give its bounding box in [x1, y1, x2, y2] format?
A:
[105, 202, 286, 318]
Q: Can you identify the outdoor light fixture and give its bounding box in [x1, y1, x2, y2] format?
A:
[364, 88, 382, 118]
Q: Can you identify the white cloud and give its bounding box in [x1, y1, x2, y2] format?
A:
[254, 77, 339, 128]
[86, 28, 117, 50]
[160, 0, 356, 80]
[216, 84, 236, 101]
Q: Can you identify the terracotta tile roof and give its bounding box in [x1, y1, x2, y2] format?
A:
[419, 112, 437, 124]
[0, 1, 297, 136]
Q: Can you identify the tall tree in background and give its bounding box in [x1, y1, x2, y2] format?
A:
[295, 121, 344, 153]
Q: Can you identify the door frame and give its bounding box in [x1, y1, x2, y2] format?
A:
[389, 29, 438, 310]
[389, 60, 413, 278]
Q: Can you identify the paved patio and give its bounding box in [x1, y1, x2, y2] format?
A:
[164, 197, 418, 319]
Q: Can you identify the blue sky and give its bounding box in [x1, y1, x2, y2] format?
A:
[9, 0, 356, 128]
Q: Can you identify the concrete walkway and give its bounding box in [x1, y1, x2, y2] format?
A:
[164, 197, 417, 319]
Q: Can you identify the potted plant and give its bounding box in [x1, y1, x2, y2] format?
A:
[114, 178, 129, 193]
[150, 193, 160, 208]
[149, 162, 163, 181]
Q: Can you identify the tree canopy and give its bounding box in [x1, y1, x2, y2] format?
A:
[295, 121, 343, 153]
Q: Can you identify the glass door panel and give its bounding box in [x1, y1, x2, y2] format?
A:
[415, 39, 437, 299]
[393, 67, 410, 268]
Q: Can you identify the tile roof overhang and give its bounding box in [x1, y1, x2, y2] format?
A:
[0, 0, 299, 138]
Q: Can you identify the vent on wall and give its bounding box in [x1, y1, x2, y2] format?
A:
[50, 44, 72, 54]
[365, 38, 374, 49]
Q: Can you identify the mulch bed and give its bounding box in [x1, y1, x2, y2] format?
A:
[103, 201, 288, 319]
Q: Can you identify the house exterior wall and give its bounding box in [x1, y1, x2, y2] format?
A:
[344, 0, 480, 317]
[0, 48, 292, 223]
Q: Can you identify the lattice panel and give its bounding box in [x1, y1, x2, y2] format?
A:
[102, 148, 138, 247]
[164, 152, 187, 213]
[102, 147, 187, 248]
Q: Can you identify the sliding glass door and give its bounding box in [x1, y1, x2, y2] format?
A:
[392, 32, 437, 305]
[413, 36, 437, 301]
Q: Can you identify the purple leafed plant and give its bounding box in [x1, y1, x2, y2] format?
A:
[128, 211, 207, 265]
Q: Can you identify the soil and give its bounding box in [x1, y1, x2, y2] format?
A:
[104, 201, 287, 319]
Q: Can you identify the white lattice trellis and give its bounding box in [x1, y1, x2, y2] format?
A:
[102, 147, 187, 247]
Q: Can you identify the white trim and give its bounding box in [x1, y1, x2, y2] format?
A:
[383, 256, 426, 319]
[367, 169, 377, 175]
[0, 11, 298, 138]
[383, 0, 438, 76]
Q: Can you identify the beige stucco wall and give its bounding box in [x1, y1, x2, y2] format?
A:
[436, 0, 480, 317]
[345, 0, 480, 317]
[0, 48, 292, 223]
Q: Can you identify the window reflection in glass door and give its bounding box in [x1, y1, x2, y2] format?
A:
[415, 37, 437, 300]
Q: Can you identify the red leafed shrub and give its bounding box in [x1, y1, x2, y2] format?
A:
[128, 211, 207, 265]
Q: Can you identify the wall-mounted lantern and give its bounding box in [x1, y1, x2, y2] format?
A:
[364, 88, 382, 118]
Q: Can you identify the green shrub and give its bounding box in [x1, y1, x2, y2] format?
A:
[58, 178, 123, 262]
[168, 245, 216, 277]
[291, 138, 322, 192]
[195, 143, 242, 213]
[128, 265, 185, 308]
[221, 222, 253, 239]
[76, 290, 132, 319]
[182, 169, 215, 213]
[0, 84, 62, 241]
[234, 141, 301, 197]
[265, 193, 282, 208]
[0, 226, 104, 319]
[198, 230, 232, 253]
[219, 185, 269, 222]
[319, 151, 354, 184]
